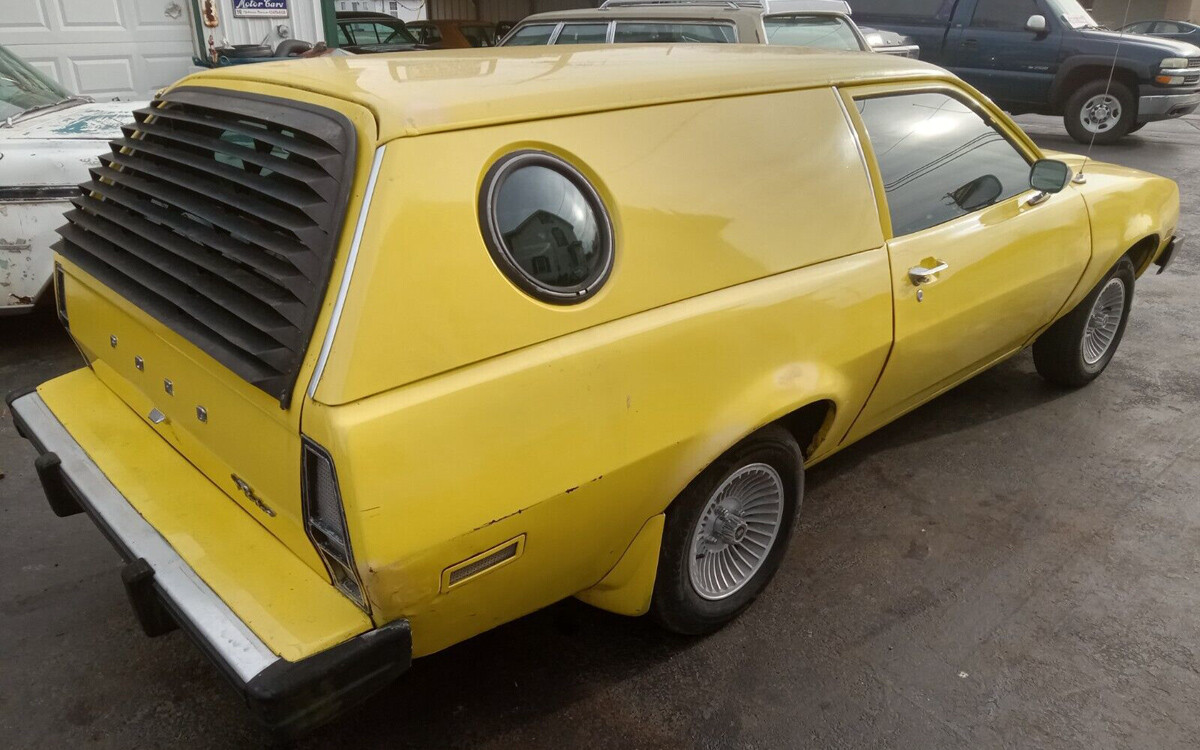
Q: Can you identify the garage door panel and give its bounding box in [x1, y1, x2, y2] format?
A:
[71, 56, 136, 97]
[59, 0, 127, 28]
[5, 1, 51, 28]
[133, 0, 191, 29]
[140, 52, 194, 92]
[23, 57, 65, 86]
[0, 0, 193, 99]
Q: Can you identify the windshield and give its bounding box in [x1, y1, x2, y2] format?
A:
[0, 44, 72, 121]
[763, 15, 863, 51]
[1046, 0, 1102, 29]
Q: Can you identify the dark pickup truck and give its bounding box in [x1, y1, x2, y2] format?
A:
[853, 0, 1200, 143]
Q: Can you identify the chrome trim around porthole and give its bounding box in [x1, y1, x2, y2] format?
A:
[307, 146, 387, 401]
[478, 149, 615, 305]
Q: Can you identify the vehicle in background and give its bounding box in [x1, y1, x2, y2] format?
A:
[0, 44, 145, 315]
[407, 19, 498, 48]
[1120, 19, 1200, 43]
[853, 0, 1200, 144]
[499, 0, 915, 56]
[335, 11, 425, 54]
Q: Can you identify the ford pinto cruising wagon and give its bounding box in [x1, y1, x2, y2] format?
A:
[6, 45, 1183, 734]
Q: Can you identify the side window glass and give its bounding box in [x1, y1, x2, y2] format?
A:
[503, 24, 557, 46]
[556, 23, 609, 44]
[612, 23, 736, 43]
[857, 92, 1033, 237]
[970, 0, 1040, 30]
[337, 25, 352, 45]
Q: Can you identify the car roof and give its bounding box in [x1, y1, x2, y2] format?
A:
[191, 44, 944, 143]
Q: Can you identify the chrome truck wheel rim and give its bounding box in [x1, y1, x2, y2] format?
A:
[1080, 94, 1122, 134]
[1082, 277, 1126, 365]
[688, 463, 785, 601]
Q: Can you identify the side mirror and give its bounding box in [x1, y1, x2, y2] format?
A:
[1030, 159, 1072, 193]
[1026, 14, 1047, 33]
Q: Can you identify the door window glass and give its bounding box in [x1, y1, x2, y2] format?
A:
[1124, 21, 1152, 33]
[504, 24, 557, 46]
[1155, 21, 1185, 33]
[612, 22, 736, 43]
[763, 15, 863, 50]
[556, 23, 610, 44]
[857, 92, 1033, 236]
[970, 0, 1041, 29]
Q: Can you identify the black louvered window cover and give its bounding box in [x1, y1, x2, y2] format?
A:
[55, 86, 358, 408]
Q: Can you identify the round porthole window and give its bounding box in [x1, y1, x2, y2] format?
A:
[479, 150, 614, 304]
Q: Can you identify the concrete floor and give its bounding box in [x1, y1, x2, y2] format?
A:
[2, 116, 1199, 749]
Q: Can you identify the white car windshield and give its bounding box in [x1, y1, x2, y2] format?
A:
[0, 43, 73, 123]
[1047, 0, 1103, 29]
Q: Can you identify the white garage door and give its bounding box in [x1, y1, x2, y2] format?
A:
[0, 0, 195, 101]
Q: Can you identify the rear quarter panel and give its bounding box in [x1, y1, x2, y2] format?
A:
[304, 87, 896, 655]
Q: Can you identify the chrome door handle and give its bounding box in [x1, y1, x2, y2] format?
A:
[908, 261, 948, 286]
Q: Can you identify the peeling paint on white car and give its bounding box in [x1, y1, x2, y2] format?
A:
[1, 100, 146, 314]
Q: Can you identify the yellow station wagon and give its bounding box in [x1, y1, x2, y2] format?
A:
[7, 45, 1183, 735]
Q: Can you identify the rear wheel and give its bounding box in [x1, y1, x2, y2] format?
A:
[1063, 79, 1136, 144]
[1033, 257, 1135, 387]
[650, 425, 802, 635]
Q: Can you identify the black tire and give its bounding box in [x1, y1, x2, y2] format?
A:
[1033, 257, 1135, 388]
[1063, 79, 1137, 145]
[650, 425, 803, 635]
[1128, 122, 1147, 134]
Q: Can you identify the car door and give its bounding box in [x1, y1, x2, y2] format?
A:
[948, 0, 1063, 107]
[841, 85, 1091, 441]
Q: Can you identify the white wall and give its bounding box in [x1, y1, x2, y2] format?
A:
[334, 0, 428, 22]
[201, 0, 327, 46]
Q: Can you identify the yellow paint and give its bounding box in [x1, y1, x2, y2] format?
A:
[37, 47, 1180, 664]
[575, 514, 665, 617]
[36, 368, 372, 661]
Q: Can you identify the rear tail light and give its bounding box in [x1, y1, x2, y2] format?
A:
[301, 438, 369, 612]
[54, 263, 68, 327]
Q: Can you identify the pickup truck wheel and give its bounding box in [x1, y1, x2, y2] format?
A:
[1033, 257, 1135, 387]
[650, 425, 802, 635]
[1064, 80, 1136, 144]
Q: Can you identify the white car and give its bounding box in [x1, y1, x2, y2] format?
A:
[1, 44, 146, 314]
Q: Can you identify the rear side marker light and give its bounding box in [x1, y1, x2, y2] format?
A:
[53, 263, 68, 326]
[302, 438, 369, 613]
[443, 536, 525, 591]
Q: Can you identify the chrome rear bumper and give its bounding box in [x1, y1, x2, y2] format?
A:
[6, 388, 411, 737]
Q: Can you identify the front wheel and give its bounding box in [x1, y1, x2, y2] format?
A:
[650, 425, 803, 635]
[1063, 79, 1136, 145]
[1033, 257, 1135, 387]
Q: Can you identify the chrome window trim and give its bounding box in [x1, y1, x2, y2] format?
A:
[306, 145, 386, 401]
[832, 86, 883, 228]
[9, 391, 281, 684]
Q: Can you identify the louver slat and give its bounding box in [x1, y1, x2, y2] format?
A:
[56, 87, 358, 407]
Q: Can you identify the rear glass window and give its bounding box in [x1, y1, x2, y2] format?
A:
[505, 24, 557, 45]
[763, 15, 863, 50]
[556, 23, 609, 44]
[612, 22, 736, 43]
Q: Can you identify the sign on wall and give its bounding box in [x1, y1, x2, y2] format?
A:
[233, 0, 290, 17]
